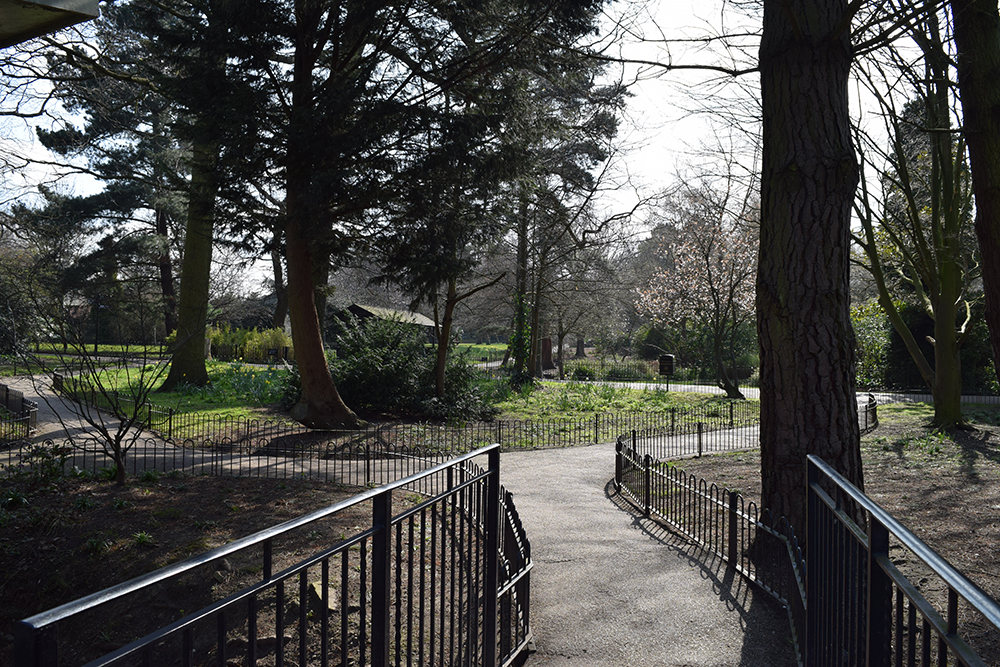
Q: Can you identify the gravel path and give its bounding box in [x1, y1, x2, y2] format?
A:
[500, 444, 798, 667]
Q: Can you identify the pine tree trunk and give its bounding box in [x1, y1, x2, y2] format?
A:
[757, 0, 864, 536]
[435, 278, 458, 399]
[285, 0, 358, 429]
[270, 247, 288, 330]
[159, 136, 217, 390]
[512, 201, 530, 377]
[155, 206, 177, 338]
[952, 0, 1000, 390]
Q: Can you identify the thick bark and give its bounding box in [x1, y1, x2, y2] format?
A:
[285, 205, 357, 427]
[435, 278, 458, 399]
[159, 136, 217, 390]
[757, 0, 863, 536]
[952, 0, 1000, 389]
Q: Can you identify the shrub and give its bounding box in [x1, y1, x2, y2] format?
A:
[328, 315, 498, 421]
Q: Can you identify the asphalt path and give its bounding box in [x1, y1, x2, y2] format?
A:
[500, 444, 798, 666]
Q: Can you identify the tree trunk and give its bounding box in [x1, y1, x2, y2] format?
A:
[575, 337, 586, 358]
[951, 0, 1000, 390]
[435, 277, 459, 399]
[512, 200, 530, 377]
[932, 297, 965, 426]
[713, 327, 744, 399]
[159, 136, 217, 391]
[757, 0, 863, 537]
[311, 245, 330, 338]
[155, 205, 177, 339]
[285, 0, 358, 429]
[270, 228, 288, 329]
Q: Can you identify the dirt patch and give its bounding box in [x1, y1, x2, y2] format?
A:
[0, 472, 375, 667]
[674, 403, 1000, 665]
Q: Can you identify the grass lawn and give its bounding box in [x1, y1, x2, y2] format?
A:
[495, 380, 747, 420]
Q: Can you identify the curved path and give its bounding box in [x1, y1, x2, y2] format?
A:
[500, 443, 797, 667]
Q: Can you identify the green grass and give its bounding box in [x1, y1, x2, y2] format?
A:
[453, 343, 506, 358]
[496, 381, 750, 420]
[63, 360, 291, 421]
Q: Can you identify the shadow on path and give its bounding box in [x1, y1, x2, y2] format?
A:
[604, 481, 797, 667]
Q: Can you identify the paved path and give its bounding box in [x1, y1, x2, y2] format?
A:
[500, 444, 797, 667]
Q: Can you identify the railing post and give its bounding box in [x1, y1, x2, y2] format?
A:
[643, 453, 652, 517]
[371, 488, 392, 667]
[614, 439, 622, 491]
[365, 444, 372, 487]
[727, 492, 738, 568]
[14, 622, 58, 667]
[594, 413, 599, 444]
[866, 512, 892, 667]
[806, 457, 819, 667]
[729, 402, 734, 428]
[697, 422, 703, 458]
[484, 447, 500, 667]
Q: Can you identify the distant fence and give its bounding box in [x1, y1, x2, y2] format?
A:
[45, 370, 761, 455]
[210, 342, 293, 364]
[15, 444, 533, 667]
[117, 401, 761, 456]
[616, 433, 1000, 666]
[0, 382, 37, 444]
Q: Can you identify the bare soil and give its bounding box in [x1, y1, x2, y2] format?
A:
[676, 402, 1000, 665]
[0, 473, 374, 667]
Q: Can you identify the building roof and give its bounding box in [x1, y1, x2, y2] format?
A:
[347, 304, 435, 328]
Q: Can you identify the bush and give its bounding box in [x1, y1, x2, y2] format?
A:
[328, 315, 498, 421]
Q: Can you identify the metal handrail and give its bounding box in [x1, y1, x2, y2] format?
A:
[19, 444, 499, 633]
[807, 454, 1000, 629]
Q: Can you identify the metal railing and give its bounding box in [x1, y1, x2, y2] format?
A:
[0, 382, 37, 443]
[15, 444, 532, 667]
[5, 436, 481, 489]
[859, 393, 879, 434]
[807, 455, 1000, 666]
[614, 436, 807, 662]
[616, 433, 1000, 666]
[148, 403, 760, 453]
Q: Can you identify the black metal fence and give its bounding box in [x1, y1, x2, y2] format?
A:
[806, 455, 1000, 666]
[616, 433, 1000, 666]
[0, 382, 37, 444]
[15, 444, 533, 667]
[614, 436, 807, 661]
[143, 402, 760, 454]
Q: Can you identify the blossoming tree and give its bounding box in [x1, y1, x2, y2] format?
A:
[636, 183, 758, 398]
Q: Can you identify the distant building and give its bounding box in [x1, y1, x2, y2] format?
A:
[339, 304, 435, 330]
